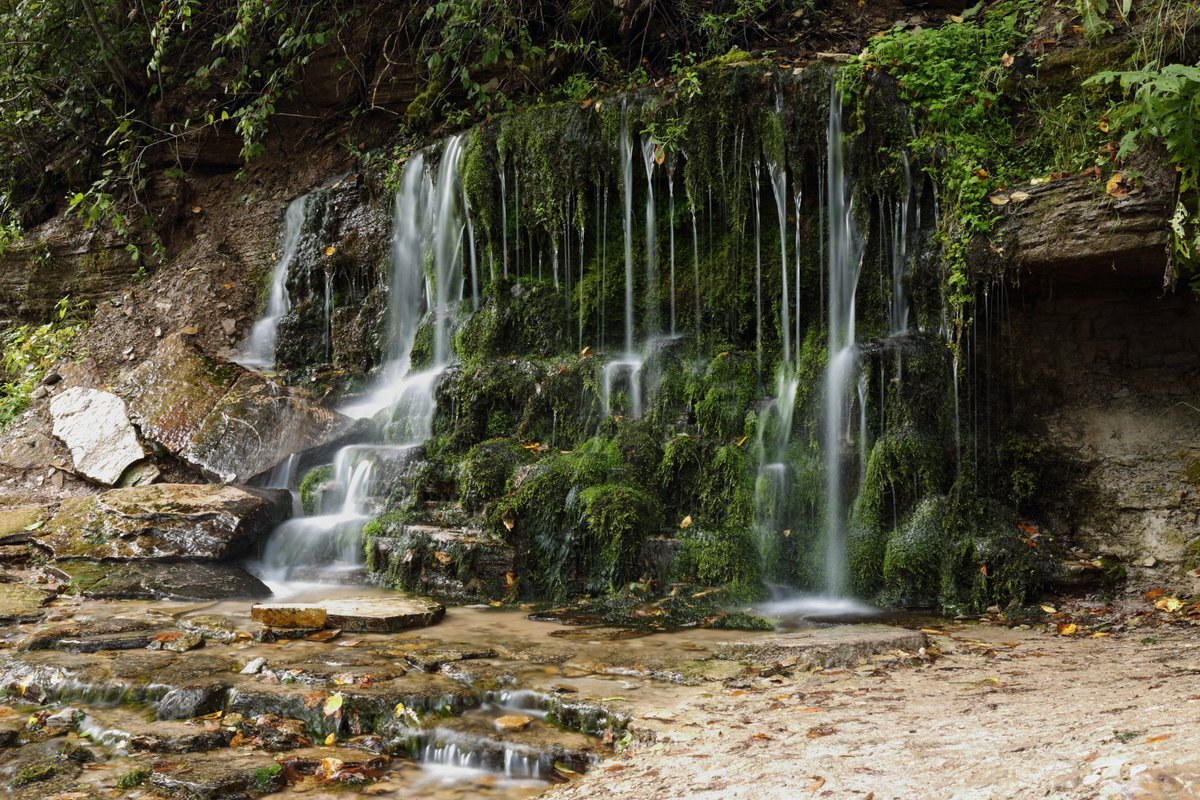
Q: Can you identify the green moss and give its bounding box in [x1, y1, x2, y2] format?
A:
[458, 438, 524, 512]
[674, 527, 762, 600]
[251, 762, 283, 793]
[117, 767, 151, 789]
[1184, 458, 1200, 487]
[1184, 538, 1200, 572]
[882, 497, 947, 607]
[15, 763, 57, 787]
[299, 465, 334, 516]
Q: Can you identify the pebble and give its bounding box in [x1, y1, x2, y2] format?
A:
[240, 657, 267, 675]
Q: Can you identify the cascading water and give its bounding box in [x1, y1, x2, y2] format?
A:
[821, 83, 865, 599]
[255, 134, 472, 589]
[238, 195, 307, 370]
[602, 104, 644, 418]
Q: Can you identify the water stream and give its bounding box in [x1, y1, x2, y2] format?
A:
[237, 195, 307, 370]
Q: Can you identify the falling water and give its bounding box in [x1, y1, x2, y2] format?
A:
[822, 83, 865, 598]
[767, 154, 790, 366]
[691, 204, 701, 338]
[640, 134, 659, 340]
[752, 161, 763, 379]
[238, 195, 307, 369]
[323, 271, 333, 362]
[257, 134, 473, 588]
[890, 150, 913, 335]
[499, 157, 509, 278]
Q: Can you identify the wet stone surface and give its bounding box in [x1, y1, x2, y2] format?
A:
[0, 586, 935, 799]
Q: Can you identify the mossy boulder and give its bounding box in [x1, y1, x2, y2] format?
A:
[54, 559, 271, 601]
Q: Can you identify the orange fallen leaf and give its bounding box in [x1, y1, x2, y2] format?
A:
[805, 776, 826, 792]
[1145, 733, 1173, 743]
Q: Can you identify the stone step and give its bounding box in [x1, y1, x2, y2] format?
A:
[81, 707, 235, 754]
[714, 623, 927, 667]
[250, 594, 445, 633]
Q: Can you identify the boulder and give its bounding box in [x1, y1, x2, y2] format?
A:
[49, 387, 146, 485]
[38, 483, 289, 560]
[53, 559, 272, 601]
[122, 334, 359, 483]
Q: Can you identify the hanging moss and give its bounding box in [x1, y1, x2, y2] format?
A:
[881, 496, 947, 607]
[299, 465, 334, 516]
[578, 482, 659, 591]
[457, 279, 570, 360]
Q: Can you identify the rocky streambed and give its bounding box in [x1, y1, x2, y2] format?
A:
[0, 579, 934, 800]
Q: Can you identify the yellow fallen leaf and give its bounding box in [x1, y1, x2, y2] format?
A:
[323, 692, 344, 716]
[324, 245, 337, 256]
[1155, 597, 1183, 613]
[988, 193, 1010, 206]
[1009, 190, 1030, 202]
[324, 732, 336, 746]
[679, 515, 693, 529]
[433, 550, 453, 566]
[735, 436, 748, 447]
[1058, 623, 1077, 636]
[805, 776, 826, 792]
[1039, 604, 1057, 614]
[580, 345, 591, 357]
[1091, 631, 1110, 638]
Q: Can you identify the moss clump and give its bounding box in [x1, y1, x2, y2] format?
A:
[458, 439, 524, 512]
[674, 527, 762, 600]
[117, 767, 151, 789]
[457, 279, 570, 360]
[299, 465, 334, 516]
[251, 762, 283, 793]
[15, 762, 57, 786]
[882, 497, 947, 607]
[578, 482, 659, 591]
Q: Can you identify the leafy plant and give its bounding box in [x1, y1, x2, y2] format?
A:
[1088, 61, 1200, 286]
[0, 297, 86, 427]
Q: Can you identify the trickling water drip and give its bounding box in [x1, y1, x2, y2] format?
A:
[793, 188, 803, 357]
[767, 154, 790, 366]
[668, 164, 676, 336]
[640, 134, 659, 340]
[238, 195, 307, 369]
[462, 179, 479, 310]
[499, 157, 509, 278]
[323, 271, 333, 363]
[514, 167, 522, 276]
[620, 104, 635, 356]
[601, 359, 643, 419]
[822, 82, 865, 598]
[691, 203, 701, 339]
[752, 161, 763, 380]
[890, 149, 913, 335]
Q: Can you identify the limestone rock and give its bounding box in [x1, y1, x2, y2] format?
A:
[49, 387, 146, 485]
[53, 560, 271, 601]
[149, 750, 284, 799]
[122, 333, 360, 483]
[715, 624, 927, 667]
[38, 483, 289, 560]
[368, 524, 515, 601]
[494, 713, 534, 733]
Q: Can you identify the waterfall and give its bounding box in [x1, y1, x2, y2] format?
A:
[753, 161, 762, 379]
[767, 154, 790, 366]
[640, 134, 659, 340]
[499, 156, 508, 278]
[822, 83, 865, 598]
[890, 149, 913, 335]
[255, 134, 473, 590]
[238, 195, 307, 370]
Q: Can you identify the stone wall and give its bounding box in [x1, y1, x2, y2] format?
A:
[1003, 281, 1200, 591]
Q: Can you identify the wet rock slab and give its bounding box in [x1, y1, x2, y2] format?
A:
[38, 483, 289, 559]
[251, 595, 445, 633]
[0, 583, 54, 624]
[149, 749, 284, 799]
[714, 624, 927, 667]
[122, 332, 359, 483]
[53, 559, 271, 601]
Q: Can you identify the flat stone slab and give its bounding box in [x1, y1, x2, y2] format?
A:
[0, 582, 54, 624]
[55, 560, 271, 601]
[715, 624, 927, 667]
[50, 387, 146, 485]
[39, 483, 289, 560]
[251, 595, 445, 633]
[322, 595, 445, 633]
[250, 603, 328, 628]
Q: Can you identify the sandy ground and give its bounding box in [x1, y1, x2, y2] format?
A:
[545, 622, 1200, 800]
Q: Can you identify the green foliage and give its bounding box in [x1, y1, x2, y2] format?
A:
[1088, 61, 1200, 286]
[0, 297, 85, 427]
[458, 439, 524, 512]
